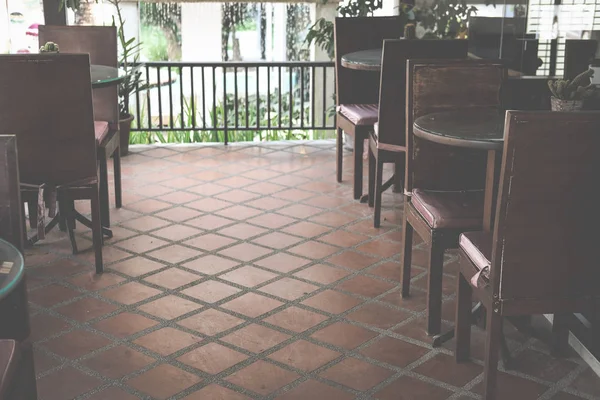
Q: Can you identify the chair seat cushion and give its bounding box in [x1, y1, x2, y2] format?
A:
[94, 121, 110, 144]
[411, 188, 484, 229]
[0, 340, 19, 400]
[338, 104, 378, 126]
[460, 231, 492, 285]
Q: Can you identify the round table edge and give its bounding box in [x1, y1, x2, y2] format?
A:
[0, 240, 25, 302]
[340, 58, 381, 72]
[413, 124, 504, 151]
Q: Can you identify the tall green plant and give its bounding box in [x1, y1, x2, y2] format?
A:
[106, 0, 145, 118]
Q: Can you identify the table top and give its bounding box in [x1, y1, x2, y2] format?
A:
[341, 49, 382, 71]
[0, 239, 24, 301]
[91, 65, 126, 88]
[413, 109, 505, 150]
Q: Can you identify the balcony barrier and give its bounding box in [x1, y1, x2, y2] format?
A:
[131, 61, 337, 144]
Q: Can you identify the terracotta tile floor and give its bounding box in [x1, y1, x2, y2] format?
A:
[24, 141, 600, 400]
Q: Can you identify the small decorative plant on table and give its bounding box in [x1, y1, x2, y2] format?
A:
[39, 42, 60, 53]
[548, 69, 596, 111]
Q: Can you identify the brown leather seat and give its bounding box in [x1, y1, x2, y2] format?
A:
[0, 340, 19, 400]
[459, 231, 492, 277]
[338, 104, 378, 126]
[411, 189, 484, 229]
[94, 121, 110, 144]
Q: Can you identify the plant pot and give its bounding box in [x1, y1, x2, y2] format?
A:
[551, 97, 584, 112]
[119, 113, 135, 156]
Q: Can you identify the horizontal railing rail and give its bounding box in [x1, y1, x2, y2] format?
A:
[130, 60, 337, 144]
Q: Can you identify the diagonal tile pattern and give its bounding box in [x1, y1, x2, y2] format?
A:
[23, 141, 599, 399]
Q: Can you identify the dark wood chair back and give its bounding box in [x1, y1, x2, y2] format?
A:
[564, 39, 597, 80]
[39, 25, 118, 124]
[406, 59, 506, 192]
[491, 111, 600, 312]
[377, 39, 468, 149]
[0, 54, 97, 186]
[334, 16, 401, 106]
[0, 136, 24, 252]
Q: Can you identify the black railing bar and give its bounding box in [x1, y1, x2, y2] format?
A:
[145, 64, 152, 129]
[157, 67, 163, 129]
[190, 66, 196, 129]
[212, 66, 217, 131]
[322, 66, 327, 129]
[267, 66, 271, 130]
[245, 66, 249, 129]
[179, 66, 184, 129]
[167, 66, 174, 129]
[311, 65, 316, 129]
[201, 67, 206, 130]
[234, 66, 239, 129]
[256, 66, 260, 130]
[278, 66, 282, 128]
[223, 66, 228, 145]
[135, 72, 141, 129]
[289, 66, 293, 129]
[300, 66, 304, 129]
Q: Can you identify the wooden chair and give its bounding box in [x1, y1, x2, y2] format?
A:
[0, 53, 104, 274]
[334, 16, 401, 200]
[455, 111, 600, 400]
[400, 59, 506, 337]
[0, 135, 38, 400]
[39, 25, 122, 228]
[368, 39, 468, 227]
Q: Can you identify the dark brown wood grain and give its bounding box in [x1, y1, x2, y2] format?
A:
[401, 59, 506, 338]
[334, 16, 402, 200]
[39, 25, 122, 227]
[0, 136, 24, 253]
[457, 111, 600, 399]
[0, 53, 104, 274]
[368, 39, 468, 227]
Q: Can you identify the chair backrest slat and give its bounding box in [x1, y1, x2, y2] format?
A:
[491, 111, 600, 304]
[0, 54, 97, 186]
[334, 16, 401, 106]
[406, 59, 506, 191]
[39, 25, 118, 124]
[377, 39, 468, 148]
[0, 135, 24, 252]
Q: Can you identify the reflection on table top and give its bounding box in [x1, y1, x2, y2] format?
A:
[341, 48, 382, 71]
[91, 65, 126, 88]
[341, 48, 525, 77]
[413, 109, 505, 150]
[0, 238, 24, 301]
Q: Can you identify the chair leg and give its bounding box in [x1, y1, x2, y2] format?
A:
[400, 214, 413, 298]
[353, 134, 364, 200]
[90, 183, 104, 274]
[336, 127, 343, 183]
[483, 310, 503, 400]
[551, 313, 570, 357]
[10, 341, 38, 400]
[426, 238, 445, 336]
[368, 147, 375, 208]
[373, 158, 384, 228]
[113, 147, 122, 209]
[98, 153, 110, 228]
[456, 272, 473, 362]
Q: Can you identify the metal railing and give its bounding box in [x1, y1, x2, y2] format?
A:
[131, 61, 337, 144]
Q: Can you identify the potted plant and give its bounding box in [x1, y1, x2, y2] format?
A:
[107, 0, 145, 156]
[548, 69, 596, 111]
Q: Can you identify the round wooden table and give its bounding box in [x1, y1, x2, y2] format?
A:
[413, 108, 505, 231]
[91, 65, 126, 88]
[341, 48, 382, 71]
